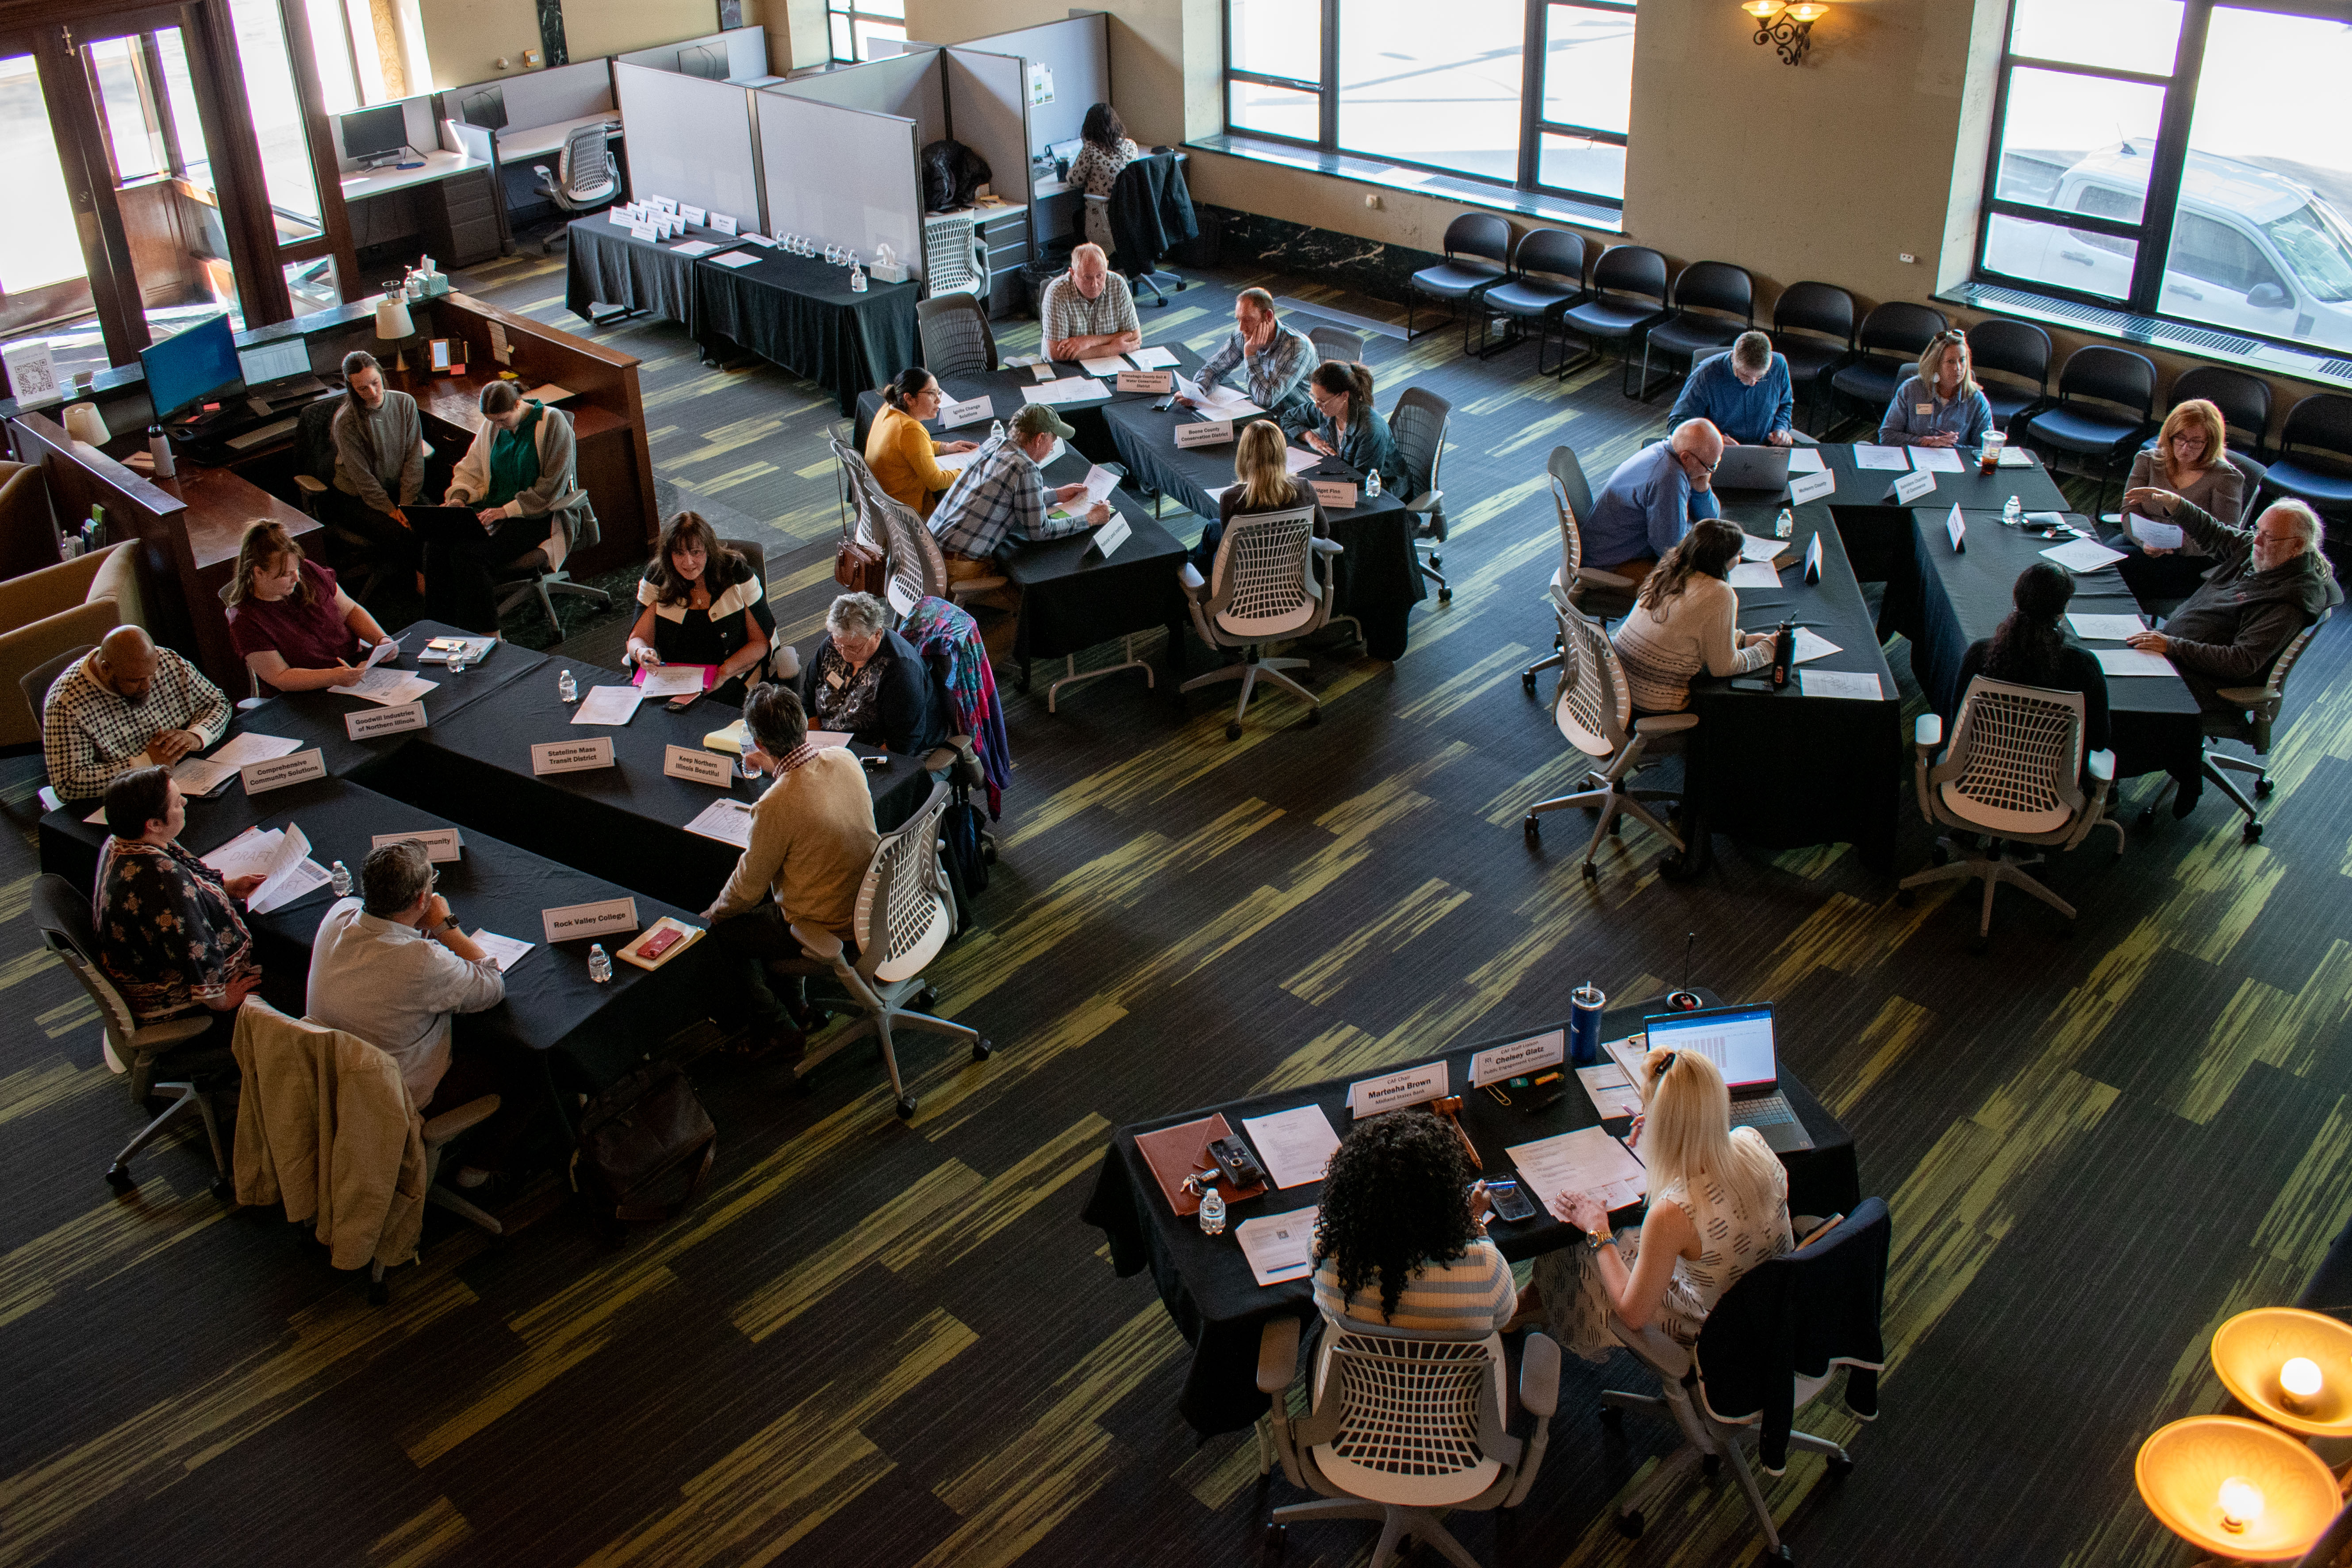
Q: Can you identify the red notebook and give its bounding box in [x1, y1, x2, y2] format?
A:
[1134, 1113, 1266, 1216]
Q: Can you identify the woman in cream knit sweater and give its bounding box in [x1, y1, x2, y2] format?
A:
[1609, 518, 1772, 712]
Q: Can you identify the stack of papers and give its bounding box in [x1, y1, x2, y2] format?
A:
[635, 665, 708, 699]
[1128, 345, 1178, 370]
[1852, 445, 1911, 471]
[203, 823, 333, 914]
[345, 666, 438, 706]
[936, 448, 985, 475]
[1505, 1126, 1646, 1215]
[1047, 464, 1121, 521]
[173, 732, 299, 795]
[2067, 613, 2148, 641]
[416, 636, 493, 666]
[1022, 376, 1111, 407]
[706, 251, 759, 269]
[1174, 375, 1263, 418]
[1798, 669, 1885, 701]
[1576, 1060, 1645, 1120]
[2125, 512, 2184, 550]
[1727, 562, 1782, 588]
[1078, 355, 1130, 377]
[669, 240, 719, 257]
[2095, 647, 2177, 677]
[1283, 446, 1321, 475]
[2041, 537, 2127, 574]
[1740, 533, 1788, 563]
[571, 686, 645, 725]
[471, 931, 534, 972]
[1239, 1104, 1343, 1189]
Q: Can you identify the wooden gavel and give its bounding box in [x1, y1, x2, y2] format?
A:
[1431, 1095, 1480, 1166]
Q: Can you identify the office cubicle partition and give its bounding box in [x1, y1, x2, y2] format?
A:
[443, 59, 616, 142]
[925, 14, 1109, 252]
[612, 26, 773, 83]
[941, 49, 1029, 209]
[612, 63, 766, 235]
[948, 13, 1109, 159]
[328, 95, 442, 174]
[754, 91, 925, 283]
[763, 46, 946, 146]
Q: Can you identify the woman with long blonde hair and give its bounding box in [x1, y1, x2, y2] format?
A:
[1184, 418, 1331, 575]
[1876, 327, 1992, 450]
[222, 519, 392, 694]
[2115, 397, 2243, 602]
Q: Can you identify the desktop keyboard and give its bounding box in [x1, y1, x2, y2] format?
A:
[225, 417, 297, 452]
[1730, 1093, 1799, 1129]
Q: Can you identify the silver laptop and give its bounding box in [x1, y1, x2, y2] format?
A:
[1642, 1002, 1814, 1154]
[1711, 444, 1792, 498]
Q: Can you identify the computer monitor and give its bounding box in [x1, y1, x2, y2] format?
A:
[341, 104, 407, 164]
[458, 86, 507, 131]
[1641, 1003, 1777, 1094]
[678, 45, 725, 80]
[138, 314, 243, 425]
[237, 337, 312, 389]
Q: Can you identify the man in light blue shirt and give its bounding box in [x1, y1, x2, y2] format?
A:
[1582, 420, 1724, 580]
[1183, 286, 1313, 423]
[1669, 330, 1794, 446]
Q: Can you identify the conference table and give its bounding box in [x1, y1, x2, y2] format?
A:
[690, 243, 920, 415]
[565, 215, 726, 340]
[1081, 990, 1859, 1436]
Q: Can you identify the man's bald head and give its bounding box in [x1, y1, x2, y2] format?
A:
[93, 625, 158, 702]
[1670, 418, 1725, 468]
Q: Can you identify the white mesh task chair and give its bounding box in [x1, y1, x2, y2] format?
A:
[491, 510, 611, 636]
[527, 123, 622, 253]
[828, 434, 890, 555]
[1178, 503, 1344, 739]
[1522, 601, 1694, 878]
[1391, 386, 1453, 604]
[2134, 601, 2334, 843]
[767, 780, 990, 1119]
[1897, 676, 2123, 948]
[1520, 472, 1639, 692]
[1256, 1314, 1561, 1568]
[1307, 325, 1366, 365]
[31, 873, 231, 1198]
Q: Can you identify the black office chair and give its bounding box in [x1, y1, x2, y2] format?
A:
[2020, 345, 2159, 516]
[1967, 318, 2051, 432]
[1827, 301, 1947, 433]
[917, 294, 998, 379]
[1769, 281, 1857, 436]
[1557, 244, 1669, 394]
[1405, 213, 1510, 343]
[2262, 393, 2352, 570]
[1635, 261, 1754, 404]
[2170, 365, 2274, 458]
[1095, 150, 1195, 306]
[23, 642, 94, 810]
[290, 398, 385, 608]
[1470, 227, 1587, 368]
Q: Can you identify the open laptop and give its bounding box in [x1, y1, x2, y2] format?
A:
[236, 338, 327, 405]
[1711, 444, 1792, 501]
[1641, 1002, 1814, 1153]
[401, 505, 493, 544]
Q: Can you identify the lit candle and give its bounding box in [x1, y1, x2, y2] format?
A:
[2280, 1357, 2323, 1411]
[2218, 1476, 2265, 1534]
[1788, 2, 1826, 19]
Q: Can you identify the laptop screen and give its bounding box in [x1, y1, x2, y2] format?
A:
[238, 337, 312, 387]
[1644, 1004, 1776, 1093]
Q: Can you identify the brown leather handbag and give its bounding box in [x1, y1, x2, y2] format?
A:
[835, 518, 886, 595]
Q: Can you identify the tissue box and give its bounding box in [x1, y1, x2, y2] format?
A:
[870, 260, 909, 284]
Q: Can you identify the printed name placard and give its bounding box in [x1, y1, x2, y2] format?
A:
[710, 213, 737, 236]
[345, 701, 426, 740]
[371, 828, 463, 863]
[242, 749, 326, 794]
[1891, 468, 1939, 505]
[1311, 480, 1359, 509]
[1347, 1061, 1450, 1118]
[663, 744, 733, 786]
[1115, 369, 1173, 394]
[1945, 502, 1966, 553]
[531, 737, 615, 775]
[630, 222, 657, 243]
[940, 395, 993, 429]
[541, 897, 639, 945]
[679, 204, 707, 226]
[1789, 469, 1836, 506]
[1090, 516, 1132, 559]
[1803, 530, 1824, 584]
[1174, 418, 1235, 449]
[1470, 1029, 1565, 1087]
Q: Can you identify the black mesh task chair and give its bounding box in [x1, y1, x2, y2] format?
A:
[1634, 261, 1754, 403]
[2169, 365, 2272, 457]
[1470, 227, 1587, 367]
[1769, 281, 1857, 436]
[1390, 386, 1452, 604]
[2020, 345, 2159, 516]
[1307, 325, 1366, 364]
[2258, 395, 2352, 566]
[1406, 213, 1511, 343]
[1557, 245, 1669, 394]
[526, 122, 622, 253]
[292, 398, 384, 607]
[917, 294, 998, 379]
[1967, 318, 2051, 432]
[1828, 301, 1947, 433]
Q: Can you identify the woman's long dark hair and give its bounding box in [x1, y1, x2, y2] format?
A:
[1081, 102, 1125, 151]
[1312, 1110, 1481, 1322]
[1308, 359, 1373, 428]
[644, 511, 743, 608]
[1984, 561, 2075, 686]
[882, 365, 935, 412]
[1638, 518, 1743, 612]
[335, 350, 384, 474]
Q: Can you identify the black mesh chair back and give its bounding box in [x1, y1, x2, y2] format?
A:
[1773, 281, 1856, 345]
[1391, 387, 1450, 502]
[1547, 445, 1594, 525]
[2169, 367, 2271, 452]
[2279, 392, 2352, 464]
[2056, 345, 2157, 422]
[23, 643, 94, 735]
[1444, 213, 1511, 267]
[1669, 261, 1752, 323]
[1967, 318, 2050, 390]
[1591, 244, 1668, 304]
[1855, 301, 1948, 360]
[917, 295, 997, 380]
[295, 397, 341, 487]
[1308, 326, 1366, 364]
[1513, 227, 1586, 288]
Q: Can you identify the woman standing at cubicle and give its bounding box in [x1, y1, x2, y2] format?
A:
[1069, 104, 1140, 252]
[866, 368, 978, 519]
[331, 351, 426, 592]
[432, 382, 598, 633]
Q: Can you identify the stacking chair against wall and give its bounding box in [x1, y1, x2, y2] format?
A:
[1634, 261, 1754, 403]
[1555, 245, 1669, 393]
[1520, 472, 1639, 691]
[1178, 504, 1343, 738]
[1966, 318, 2051, 431]
[1405, 213, 1511, 343]
[2136, 602, 2334, 843]
[1389, 386, 1453, 604]
[917, 294, 998, 378]
[1256, 1315, 1561, 1568]
[1307, 325, 1366, 365]
[1827, 301, 1946, 433]
[2168, 365, 2271, 457]
[2261, 395, 2352, 556]
[1469, 227, 1586, 368]
[1600, 1200, 1891, 1562]
[31, 874, 231, 1197]
[2020, 345, 2159, 515]
[1768, 281, 1857, 436]
[1522, 601, 1695, 877]
[766, 780, 990, 1119]
[1898, 677, 2122, 948]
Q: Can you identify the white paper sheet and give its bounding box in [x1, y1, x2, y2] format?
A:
[935, 448, 985, 475]
[1740, 533, 1788, 563]
[1283, 446, 1320, 474]
[1021, 376, 1111, 407]
[1909, 445, 1966, 472]
[471, 930, 535, 973]
[168, 755, 242, 796]
[1576, 1062, 1645, 1120]
[684, 796, 757, 847]
[1851, 445, 1911, 471]
[2125, 513, 2185, 550]
[1506, 1126, 1646, 1215]
[1785, 447, 1825, 472]
[668, 240, 719, 257]
[2041, 537, 2128, 574]
[345, 666, 439, 706]
[1798, 669, 1885, 701]
[2095, 646, 2179, 677]
[1235, 1206, 1320, 1287]
[201, 825, 280, 880]
[1078, 355, 1130, 377]
[807, 730, 853, 751]
[572, 686, 645, 725]
[1127, 345, 1178, 370]
[2067, 613, 2148, 642]
[637, 665, 704, 699]
[1998, 444, 2035, 467]
[1239, 1104, 1343, 1190]
[1727, 561, 1782, 587]
[361, 638, 400, 671]
[705, 251, 759, 268]
[248, 823, 330, 915]
[1790, 627, 1842, 664]
[1174, 375, 1262, 416]
[174, 732, 299, 796]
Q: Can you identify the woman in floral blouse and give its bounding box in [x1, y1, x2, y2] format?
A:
[1069, 102, 1140, 252]
[94, 767, 264, 1037]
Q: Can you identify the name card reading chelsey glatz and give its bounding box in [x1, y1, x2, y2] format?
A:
[1471, 1029, 1565, 1086]
[541, 897, 639, 945]
[1347, 1060, 1450, 1119]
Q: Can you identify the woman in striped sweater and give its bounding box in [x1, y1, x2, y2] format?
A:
[1311, 1109, 1515, 1333]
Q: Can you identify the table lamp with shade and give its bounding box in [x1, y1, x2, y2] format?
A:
[61, 401, 109, 447]
[2137, 1415, 2339, 1563]
[375, 291, 415, 375]
[2212, 1307, 2352, 1442]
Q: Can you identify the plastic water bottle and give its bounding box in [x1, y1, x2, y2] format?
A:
[849, 261, 867, 294]
[1198, 1180, 1226, 1237]
[989, 418, 1005, 446]
[446, 648, 467, 676]
[558, 668, 577, 703]
[587, 943, 611, 983]
[1363, 467, 1381, 499]
[1776, 506, 1795, 540]
[330, 860, 352, 898]
[2002, 495, 2022, 527]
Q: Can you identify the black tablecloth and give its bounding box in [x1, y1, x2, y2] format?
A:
[1080, 992, 1859, 1436]
[1810, 445, 2068, 587]
[38, 779, 718, 1086]
[1893, 507, 2204, 786]
[694, 250, 919, 415]
[1003, 449, 1190, 677]
[565, 218, 720, 336]
[235, 621, 549, 778]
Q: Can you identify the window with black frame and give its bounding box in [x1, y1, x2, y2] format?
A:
[1976, 0, 2352, 357]
[1224, 0, 1635, 208]
[828, 0, 906, 63]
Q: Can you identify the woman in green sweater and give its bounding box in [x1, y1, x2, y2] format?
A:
[431, 380, 599, 632]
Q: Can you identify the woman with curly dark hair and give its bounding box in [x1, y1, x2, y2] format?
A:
[1951, 560, 2110, 758]
[1310, 1109, 1515, 1330]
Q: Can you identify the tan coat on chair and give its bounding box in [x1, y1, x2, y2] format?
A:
[232, 1000, 427, 1271]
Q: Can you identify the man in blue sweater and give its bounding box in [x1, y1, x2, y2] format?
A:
[1581, 420, 1724, 584]
[1669, 330, 1794, 446]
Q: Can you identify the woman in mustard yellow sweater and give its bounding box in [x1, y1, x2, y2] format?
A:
[864, 367, 978, 518]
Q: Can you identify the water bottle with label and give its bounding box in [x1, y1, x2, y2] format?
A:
[558, 668, 577, 703]
[330, 860, 352, 898]
[849, 262, 867, 294]
[1197, 1178, 1226, 1237]
[1776, 506, 1795, 540]
[587, 943, 612, 983]
[1363, 467, 1381, 499]
[989, 418, 1005, 447]
[2002, 495, 2022, 527]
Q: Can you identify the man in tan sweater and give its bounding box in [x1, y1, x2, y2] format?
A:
[703, 682, 879, 1059]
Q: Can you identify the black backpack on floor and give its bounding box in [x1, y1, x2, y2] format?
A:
[570, 1061, 715, 1224]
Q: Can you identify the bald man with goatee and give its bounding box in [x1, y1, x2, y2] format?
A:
[42, 624, 231, 800]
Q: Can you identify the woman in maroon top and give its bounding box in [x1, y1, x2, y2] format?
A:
[223, 521, 392, 694]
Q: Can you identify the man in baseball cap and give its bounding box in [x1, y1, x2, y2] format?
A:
[926, 402, 1113, 646]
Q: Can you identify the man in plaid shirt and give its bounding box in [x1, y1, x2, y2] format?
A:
[1180, 287, 1314, 423]
[43, 625, 232, 801]
[929, 404, 1114, 652]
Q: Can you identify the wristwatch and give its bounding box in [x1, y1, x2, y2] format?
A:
[437, 913, 461, 932]
[1586, 1228, 1609, 1250]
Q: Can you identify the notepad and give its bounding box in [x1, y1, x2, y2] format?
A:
[706, 251, 759, 269]
[2095, 647, 2178, 677]
[1727, 561, 1781, 587]
[2041, 537, 2128, 574]
[684, 796, 756, 847]
[1740, 533, 1788, 563]
[1127, 345, 1178, 369]
[1798, 669, 1884, 701]
[1852, 445, 1911, 471]
[1910, 445, 1966, 472]
[2067, 613, 2148, 642]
